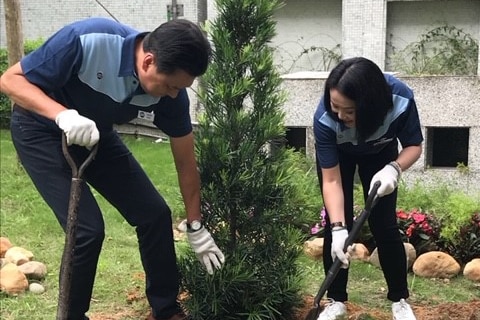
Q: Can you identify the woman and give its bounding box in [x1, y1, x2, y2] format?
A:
[313, 57, 422, 320]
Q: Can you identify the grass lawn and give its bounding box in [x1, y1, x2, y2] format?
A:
[1, 130, 479, 319]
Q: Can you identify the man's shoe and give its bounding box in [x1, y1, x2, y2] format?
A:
[317, 299, 347, 320]
[392, 299, 416, 320]
[146, 311, 191, 320]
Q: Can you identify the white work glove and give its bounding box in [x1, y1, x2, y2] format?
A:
[369, 162, 401, 197]
[187, 226, 225, 275]
[55, 109, 99, 148]
[331, 228, 350, 269]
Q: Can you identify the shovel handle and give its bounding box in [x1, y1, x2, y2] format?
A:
[312, 181, 381, 308]
[57, 134, 98, 320]
[61, 133, 98, 178]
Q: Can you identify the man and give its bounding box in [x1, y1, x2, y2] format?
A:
[0, 17, 224, 320]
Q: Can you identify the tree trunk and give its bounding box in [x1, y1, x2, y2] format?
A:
[3, 0, 24, 67]
[3, 0, 23, 161]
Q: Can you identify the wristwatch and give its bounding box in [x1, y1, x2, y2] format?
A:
[187, 220, 203, 232]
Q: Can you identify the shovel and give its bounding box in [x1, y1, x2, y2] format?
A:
[304, 181, 381, 320]
[56, 134, 98, 320]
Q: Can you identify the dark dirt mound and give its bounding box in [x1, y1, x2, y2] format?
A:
[294, 295, 480, 320]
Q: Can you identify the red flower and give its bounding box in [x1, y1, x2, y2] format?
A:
[396, 210, 409, 220]
[412, 212, 426, 223]
[406, 225, 415, 237]
[421, 221, 432, 235]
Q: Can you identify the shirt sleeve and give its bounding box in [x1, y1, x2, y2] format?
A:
[20, 25, 83, 93]
[314, 97, 339, 168]
[387, 74, 424, 148]
[397, 99, 424, 148]
[153, 89, 193, 137]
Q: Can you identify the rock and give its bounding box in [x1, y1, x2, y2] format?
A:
[369, 247, 380, 268]
[349, 243, 370, 262]
[404, 243, 417, 270]
[29, 282, 45, 294]
[463, 258, 480, 282]
[0, 237, 13, 258]
[17, 261, 47, 280]
[0, 262, 29, 295]
[177, 219, 187, 233]
[304, 238, 324, 260]
[173, 229, 185, 242]
[4, 246, 34, 265]
[413, 251, 460, 278]
[369, 243, 417, 269]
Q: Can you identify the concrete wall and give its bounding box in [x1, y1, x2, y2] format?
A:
[342, 0, 388, 66]
[386, 0, 480, 71]
[271, 0, 342, 73]
[268, 0, 480, 72]
[280, 73, 480, 194]
[2, 0, 479, 72]
[0, 0, 202, 47]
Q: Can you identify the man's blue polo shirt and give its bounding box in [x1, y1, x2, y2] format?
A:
[20, 17, 192, 137]
[314, 74, 423, 168]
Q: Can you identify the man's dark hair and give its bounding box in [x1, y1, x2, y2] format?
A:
[143, 19, 211, 76]
[323, 57, 393, 141]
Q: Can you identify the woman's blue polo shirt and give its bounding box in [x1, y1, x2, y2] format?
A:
[314, 74, 424, 168]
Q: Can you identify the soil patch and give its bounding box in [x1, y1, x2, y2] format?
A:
[294, 295, 480, 320]
[89, 295, 480, 319]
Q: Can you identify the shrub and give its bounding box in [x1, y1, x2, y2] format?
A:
[391, 24, 478, 75]
[396, 208, 442, 255]
[0, 48, 12, 129]
[178, 1, 319, 319]
[436, 196, 480, 264]
[437, 192, 479, 242]
[442, 212, 480, 264]
[310, 181, 480, 264]
[0, 38, 44, 129]
[439, 212, 480, 264]
[395, 185, 480, 264]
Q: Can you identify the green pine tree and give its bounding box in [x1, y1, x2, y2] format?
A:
[178, 1, 320, 319]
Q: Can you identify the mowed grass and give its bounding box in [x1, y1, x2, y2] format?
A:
[0, 131, 182, 319]
[1, 129, 479, 319]
[299, 254, 479, 311]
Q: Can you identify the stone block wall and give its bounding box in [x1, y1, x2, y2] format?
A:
[280, 72, 480, 194]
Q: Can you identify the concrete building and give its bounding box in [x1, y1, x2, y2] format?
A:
[1, 0, 479, 194]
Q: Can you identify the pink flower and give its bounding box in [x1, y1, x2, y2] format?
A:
[311, 223, 321, 235]
[412, 212, 426, 224]
[421, 222, 432, 235]
[406, 225, 415, 237]
[320, 207, 327, 227]
[396, 210, 409, 220]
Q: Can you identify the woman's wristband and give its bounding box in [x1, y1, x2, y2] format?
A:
[331, 221, 346, 232]
[330, 221, 344, 228]
[388, 161, 402, 176]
